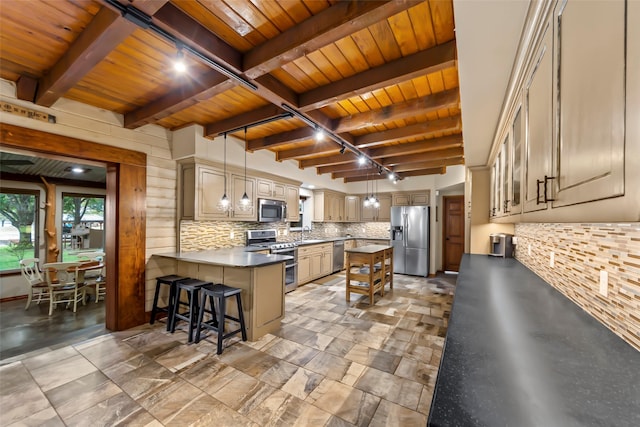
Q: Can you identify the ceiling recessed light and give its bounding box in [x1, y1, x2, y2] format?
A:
[65, 166, 90, 174]
[308, 184, 315, 189]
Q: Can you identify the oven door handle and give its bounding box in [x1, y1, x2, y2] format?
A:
[285, 263, 297, 268]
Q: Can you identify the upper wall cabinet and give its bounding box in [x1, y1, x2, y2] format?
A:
[491, 0, 639, 222]
[257, 178, 285, 200]
[393, 191, 430, 206]
[553, 0, 625, 206]
[285, 185, 300, 222]
[523, 20, 554, 214]
[313, 190, 345, 222]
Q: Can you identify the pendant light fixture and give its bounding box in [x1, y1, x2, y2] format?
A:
[239, 126, 251, 209]
[219, 133, 229, 210]
[363, 169, 371, 207]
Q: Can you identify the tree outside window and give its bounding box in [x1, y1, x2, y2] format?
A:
[0, 190, 38, 271]
[62, 194, 104, 260]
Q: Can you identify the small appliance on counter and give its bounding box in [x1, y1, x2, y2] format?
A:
[489, 233, 514, 258]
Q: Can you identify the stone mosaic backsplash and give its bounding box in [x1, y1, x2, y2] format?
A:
[514, 223, 640, 351]
[179, 221, 390, 251]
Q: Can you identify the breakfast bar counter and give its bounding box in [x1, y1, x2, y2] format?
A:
[428, 254, 640, 426]
[151, 249, 292, 341]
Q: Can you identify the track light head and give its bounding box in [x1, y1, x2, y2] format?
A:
[340, 144, 346, 154]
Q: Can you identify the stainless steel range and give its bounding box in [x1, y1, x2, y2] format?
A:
[246, 229, 297, 293]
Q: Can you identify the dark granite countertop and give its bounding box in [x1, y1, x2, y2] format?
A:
[428, 254, 640, 427]
[154, 248, 292, 268]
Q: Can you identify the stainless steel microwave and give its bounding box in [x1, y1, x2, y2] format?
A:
[258, 199, 287, 222]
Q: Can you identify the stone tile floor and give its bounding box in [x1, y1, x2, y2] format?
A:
[0, 273, 454, 426]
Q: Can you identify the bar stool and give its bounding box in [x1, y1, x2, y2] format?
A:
[195, 283, 247, 354]
[150, 274, 189, 331]
[169, 278, 211, 343]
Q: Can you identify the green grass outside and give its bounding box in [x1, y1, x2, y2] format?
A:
[0, 245, 91, 272]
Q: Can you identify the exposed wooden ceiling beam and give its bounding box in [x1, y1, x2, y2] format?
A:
[368, 134, 463, 158]
[333, 89, 459, 133]
[298, 40, 457, 111]
[392, 157, 465, 172]
[247, 127, 314, 152]
[31, 2, 167, 107]
[275, 142, 339, 161]
[344, 173, 403, 183]
[354, 116, 461, 148]
[381, 147, 464, 167]
[153, 3, 242, 73]
[299, 152, 358, 168]
[243, 1, 419, 78]
[205, 104, 286, 136]
[124, 73, 234, 128]
[316, 162, 371, 174]
[331, 168, 381, 179]
[397, 167, 447, 178]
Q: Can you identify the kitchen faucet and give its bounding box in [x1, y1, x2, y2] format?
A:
[300, 225, 311, 241]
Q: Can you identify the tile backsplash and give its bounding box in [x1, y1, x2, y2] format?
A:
[515, 223, 640, 351]
[179, 221, 390, 251]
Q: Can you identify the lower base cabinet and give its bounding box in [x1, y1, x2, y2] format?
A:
[297, 243, 333, 286]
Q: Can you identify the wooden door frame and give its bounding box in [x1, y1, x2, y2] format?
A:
[1, 123, 147, 331]
[442, 195, 464, 272]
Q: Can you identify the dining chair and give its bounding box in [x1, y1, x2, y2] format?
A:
[43, 261, 86, 315]
[77, 260, 106, 303]
[20, 258, 49, 310]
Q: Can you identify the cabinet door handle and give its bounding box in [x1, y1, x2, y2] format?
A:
[543, 175, 556, 203]
[536, 179, 543, 205]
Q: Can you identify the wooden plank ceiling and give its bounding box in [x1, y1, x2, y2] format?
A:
[0, 0, 463, 183]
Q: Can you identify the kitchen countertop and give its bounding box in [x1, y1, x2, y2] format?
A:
[296, 236, 390, 246]
[345, 244, 392, 254]
[428, 254, 640, 427]
[154, 247, 292, 268]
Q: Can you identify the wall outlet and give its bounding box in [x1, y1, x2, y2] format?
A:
[528, 244, 532, 256]
[550, 251, 555, 268]
[283, 229, 288, 236]
[599, 270, 608, 297]
[230, 231, 234, 239]
[362, 228, 366, 233]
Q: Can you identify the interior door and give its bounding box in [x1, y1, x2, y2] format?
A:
[443, 196, 464, 272]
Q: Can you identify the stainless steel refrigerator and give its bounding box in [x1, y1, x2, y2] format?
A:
[390, 206, 429, 276]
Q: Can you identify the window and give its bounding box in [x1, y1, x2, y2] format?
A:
[61, 193, 105, 261]
[0, 189, 38, 272]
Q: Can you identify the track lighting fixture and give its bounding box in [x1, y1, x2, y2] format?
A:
[340, 144, 346, 154]
[358, 155, 366, 165]
[388, 172, 395, 181]
[174, 45, 186, 73]
[315, 127, 324, 142]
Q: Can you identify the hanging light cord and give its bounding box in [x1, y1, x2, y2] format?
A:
[244, 127, 247, 194]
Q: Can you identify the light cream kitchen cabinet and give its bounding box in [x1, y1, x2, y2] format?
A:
[297, 242, 333, 285]
[362, 194, 392, 221]
[313, 190, 345, 222]
[393, 191, 430, 206]
[179, 162, 229, 220]
[230, 173, 256, 221]
[345, 195, 360, 222]
[489, 0, 639, 222]
[552, 0, 625, 207]
[285, 185, 300, 222]
[344, 239, 356, 268]
[256, 178, 286, 200]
